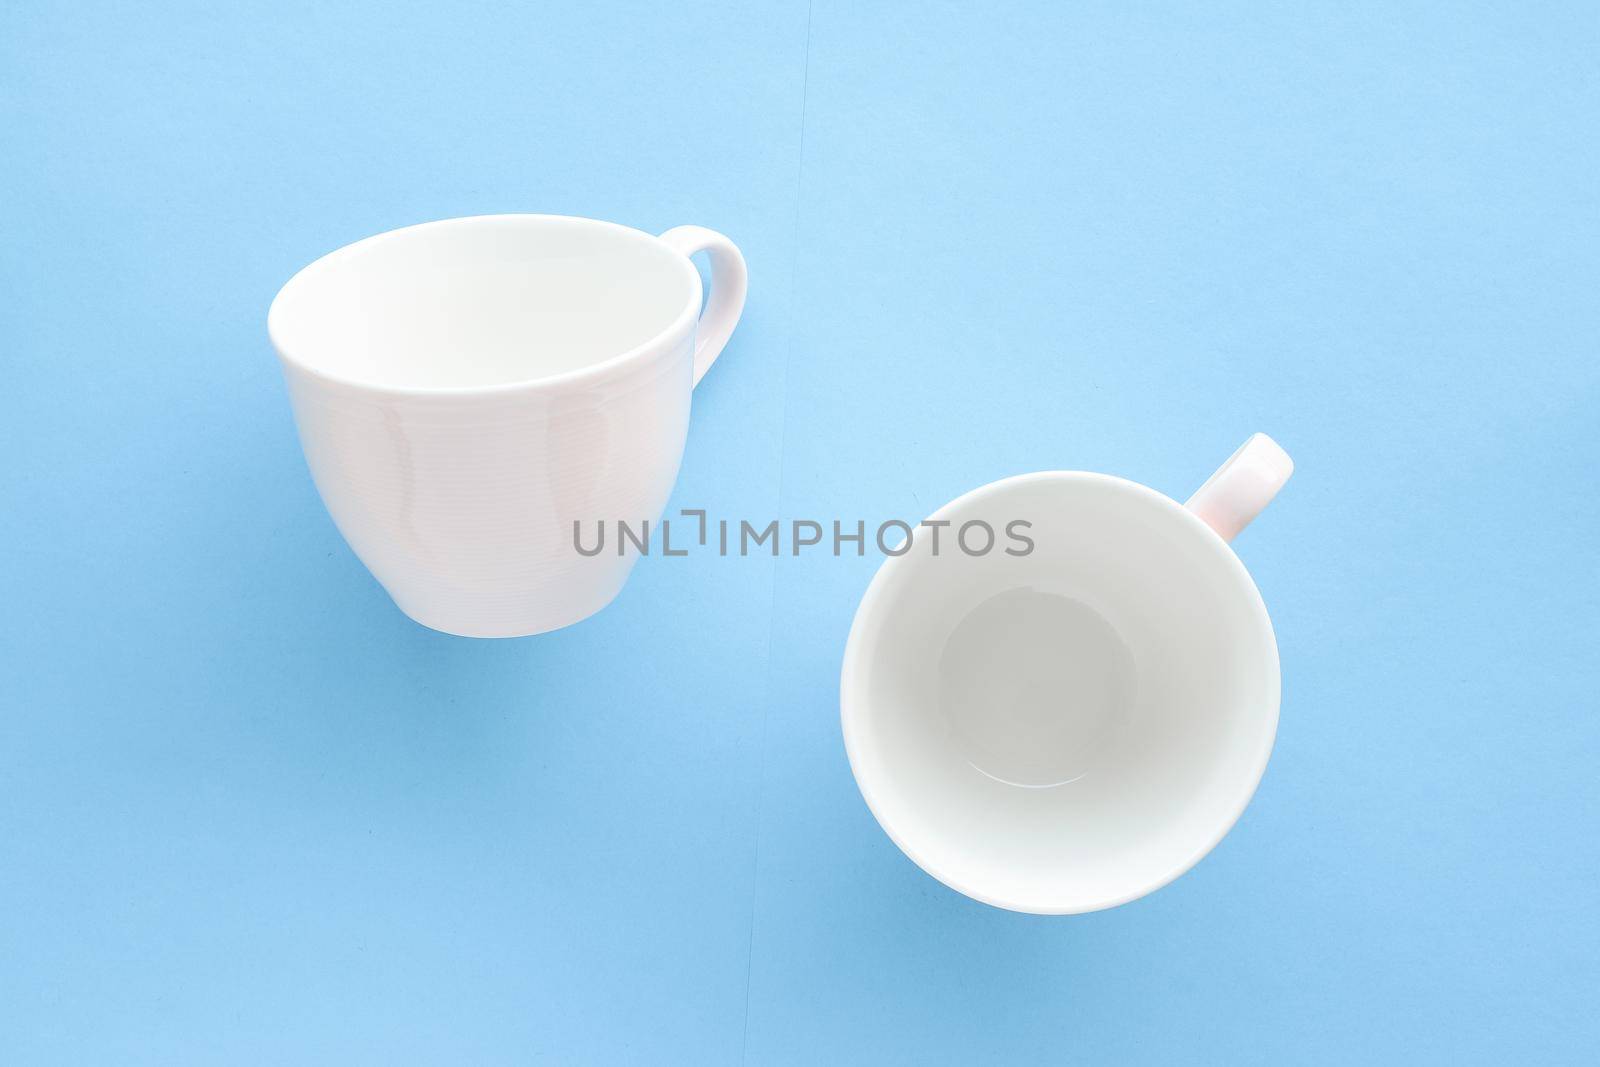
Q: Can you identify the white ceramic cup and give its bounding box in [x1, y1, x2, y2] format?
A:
[841, 434, 1293, 913]
[268, 214, 747, 638]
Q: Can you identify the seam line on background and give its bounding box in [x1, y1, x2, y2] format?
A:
[738, 2, 814, 1062]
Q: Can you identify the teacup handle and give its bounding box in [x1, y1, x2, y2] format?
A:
[658, 226, 749, 387]
[1185, 433, 1294, 542]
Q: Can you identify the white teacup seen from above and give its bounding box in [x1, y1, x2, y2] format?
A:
[841, 434, 1293, 914]
[268, 214, 747, 638]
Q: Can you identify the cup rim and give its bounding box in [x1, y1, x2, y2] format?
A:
[266, 213, 703, 399]
[839, 469, 1281, 915]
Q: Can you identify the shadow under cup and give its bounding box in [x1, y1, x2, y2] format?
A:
[841, 473, 1280, 914]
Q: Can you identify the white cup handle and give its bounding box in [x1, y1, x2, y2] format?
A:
[1185, 433, 1294, 542]
[658, 225, 748, 387]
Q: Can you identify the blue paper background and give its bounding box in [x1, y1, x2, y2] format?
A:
[3, 1, 1596, 1062]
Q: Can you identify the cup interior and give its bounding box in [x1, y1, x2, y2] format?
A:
[268, 215, 698, 391]
[842, 473, 1279, 913]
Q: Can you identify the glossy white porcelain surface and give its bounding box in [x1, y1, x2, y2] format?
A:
[269, 214, 747, 637]
[842, 437, 1291, 914]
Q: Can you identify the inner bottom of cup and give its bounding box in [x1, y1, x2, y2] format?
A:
[940, 588, 1136, 789]
[843, 473, 1280, 914]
